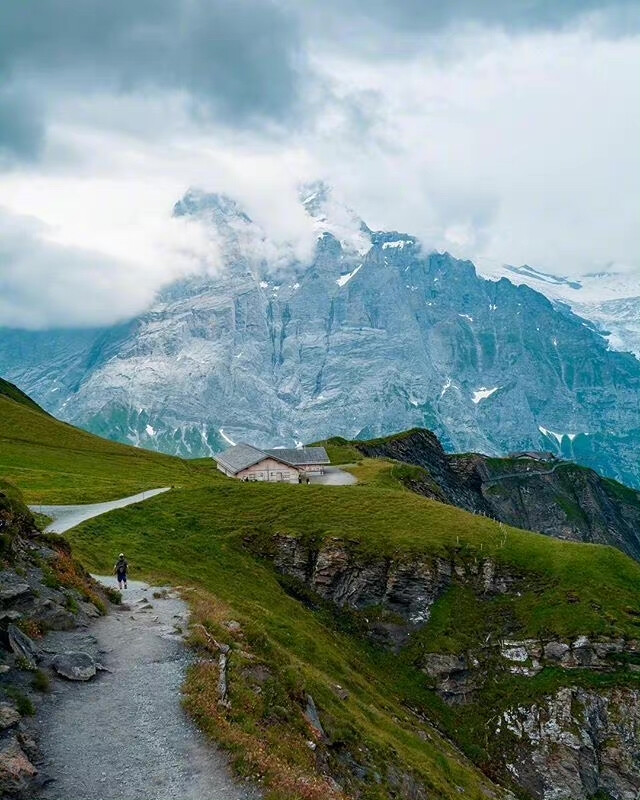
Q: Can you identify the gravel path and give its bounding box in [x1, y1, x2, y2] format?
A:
[36, 577, 257, 800]
[30, 488, 171, 533]
[309, 466, 357, 486]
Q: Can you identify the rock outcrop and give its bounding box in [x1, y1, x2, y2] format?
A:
[354, 427, 640, 561]
[496, 687, 640, 800]
[260, 533, 519, 649]
[252, 530, 640, 800]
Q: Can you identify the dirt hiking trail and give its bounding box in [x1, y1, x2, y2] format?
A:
[36, 576, 258, 800]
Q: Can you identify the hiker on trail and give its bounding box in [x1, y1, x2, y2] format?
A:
[113, 553, 128, 590]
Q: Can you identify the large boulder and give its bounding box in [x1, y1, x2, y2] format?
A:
[0, 572, 32, 604]
[52, 651, 96, 681]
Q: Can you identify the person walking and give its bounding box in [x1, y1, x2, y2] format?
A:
[113, 553, 128, 590]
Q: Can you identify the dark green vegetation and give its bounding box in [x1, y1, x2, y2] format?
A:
[4, 382, 640, 798]
[0, 379, 221, 503]
[66, 478, 640, 798]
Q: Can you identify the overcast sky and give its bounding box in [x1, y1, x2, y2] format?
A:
[0, 0, 638, 328]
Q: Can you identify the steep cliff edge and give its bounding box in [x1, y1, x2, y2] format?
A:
[340, 429, 640, 561]
[249, 530, 640, 800]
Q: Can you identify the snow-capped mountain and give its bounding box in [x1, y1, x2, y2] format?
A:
[475, 260, 640, 358]
[1, 182, 639, 488]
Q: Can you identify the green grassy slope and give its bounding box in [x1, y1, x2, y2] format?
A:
[0, 377, 47, 413]
[70, 481, 640, 641]
[67, 480, 640, 797]
[67, 484, 507, 799]
[0, 389, 220, 503]
[5, 390, 639, 797]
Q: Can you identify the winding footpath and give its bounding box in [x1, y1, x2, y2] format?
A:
[31, 491, 257, 800]
[30, 487, 171, 533]
[481, 461, 567, 485]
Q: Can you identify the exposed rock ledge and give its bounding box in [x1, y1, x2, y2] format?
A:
[496, 686, 640, 800]
[251, 532, 640, 800]
[256, 533, 519, 649]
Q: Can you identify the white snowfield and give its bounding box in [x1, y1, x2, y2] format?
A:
[475, 258, 640, 358]
[539, 426, 587, 445]
[336, 263, 363, 287]
[30, 487, 171, 534]
[472, 387, 499, 404]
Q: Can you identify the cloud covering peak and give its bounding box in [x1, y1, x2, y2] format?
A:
[0, 0, 638, 328]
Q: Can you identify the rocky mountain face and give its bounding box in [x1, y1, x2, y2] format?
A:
[1, 182, 639, 487]
[476, 262, 640, 360]
[251, 532, 640, 800]
[350, 428, 640, 561]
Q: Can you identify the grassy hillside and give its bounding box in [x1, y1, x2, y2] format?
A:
[0, 388, 219, 503]
[66, 479, 640, 798]
[0, 376, 46, 413]
[5, 393, 640, 797]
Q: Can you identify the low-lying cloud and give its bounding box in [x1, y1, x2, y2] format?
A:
[0, 0, 638, 329]
[0, 205, 221, 329]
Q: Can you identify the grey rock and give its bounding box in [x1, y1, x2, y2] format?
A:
[543, 640, 570, 662]
[264, 534, 515, 647]
[421, 653, 475, 701]
[0, 702, 20, 730]
[7, 624, 38, 669]
[52, 651, 97, 681]
[32, 598, 77, 631]
[78, 600, 101, 618]
[0, 737, 37, 796]
[304, 694, 325, 738]
[0, 610, 22, 622]
[497, 686, 640, 800]
[0, 573, 32, 603]
[422, 653, 467, 679]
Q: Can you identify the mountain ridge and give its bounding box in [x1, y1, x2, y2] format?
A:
[321, 427, 640, 562]
[1, 184, 639, 487]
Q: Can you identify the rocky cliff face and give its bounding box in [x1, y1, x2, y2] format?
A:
[259, 532, 519, 650]
[253, 532, 640, 800]
[496, 686, 640, 800]
[1, 182, 639, 487]
[354, 428, 640, 561]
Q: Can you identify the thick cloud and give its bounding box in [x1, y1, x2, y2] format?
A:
[301, 0, 640, 34]
[0, 205, 221, 329]
[0, 1, 637, 329]
[0, 0, 302, 151]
